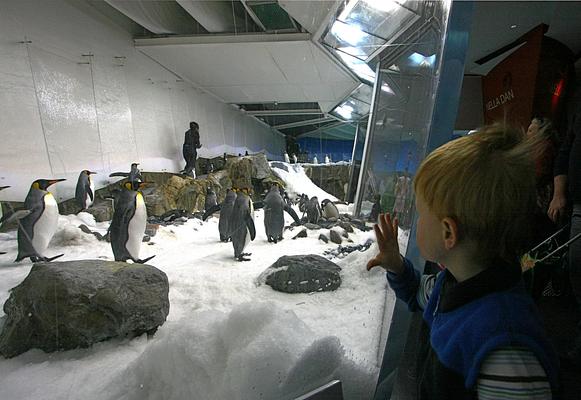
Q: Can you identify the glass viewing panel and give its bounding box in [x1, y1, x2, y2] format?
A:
[354, 2, 450, 257]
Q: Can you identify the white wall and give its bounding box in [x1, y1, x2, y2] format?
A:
[0, 0, 285, 202]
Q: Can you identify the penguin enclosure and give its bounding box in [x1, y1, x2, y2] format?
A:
[0, 1, 457, 399]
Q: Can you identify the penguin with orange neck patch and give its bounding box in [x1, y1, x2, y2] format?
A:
[110, 181, 154, 264]
[15, 179, 66, 262]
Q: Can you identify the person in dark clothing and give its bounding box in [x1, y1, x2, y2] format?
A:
[181, 121, 202, 177]
[548, 112, 581, 364]
[368, 125, 559, 399]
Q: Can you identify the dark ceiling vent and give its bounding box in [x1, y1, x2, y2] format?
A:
[244, 1, 297, 32]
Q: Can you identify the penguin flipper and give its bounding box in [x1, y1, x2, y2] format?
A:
[43, 254, 65, 262]
[134, 255, 155, 264]
[0, 209, 31, 224]
[245, 215, 256, 240]
[86, 182, 94, 202]
[284, 206, 300, 224]
[202, 204, 222, 221]
[109, 172, 130, 178]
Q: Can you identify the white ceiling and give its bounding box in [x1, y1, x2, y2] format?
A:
[136, 35, 359, 109]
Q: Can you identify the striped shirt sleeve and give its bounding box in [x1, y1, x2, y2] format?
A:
[415, 272, 438, 310]
[476, 346, 552, 400]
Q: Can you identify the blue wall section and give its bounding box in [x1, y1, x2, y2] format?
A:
[296, 137, 354, 162]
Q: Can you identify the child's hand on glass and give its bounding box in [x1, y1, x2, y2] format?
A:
[367, 213, 404, 274]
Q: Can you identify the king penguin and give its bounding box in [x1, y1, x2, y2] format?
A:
[264, 185, 300, 243]
[230, 188, 256, 261]
[110, 181, 154, 264]
[109, 163, 142, 189]
[16, 179, 66, 262]
[202, 188, 237, 242]
[75, 170, 97, 210]
[218, 188, 236, 242]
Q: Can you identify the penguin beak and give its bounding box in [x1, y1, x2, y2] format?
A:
[0, 186, 10, 191]
[138, 181, 152, 189]
[48, 179, 66, 187]
[89, 171, 97, 175]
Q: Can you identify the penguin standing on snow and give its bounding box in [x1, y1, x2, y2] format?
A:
[284, 152, 290, 163]
[110, 181, 154, 264]
[75, 170, 97, 210]
[230, 188, 256, 261]
[204, 187, 217, 213]
[202, 188, 237, 242]
[15, 179, 66, 262]
[264, 185, 300, 243]
[305, 196, 322, 224]
[218, 189, 237, 241]
[321, 199, 340, 219]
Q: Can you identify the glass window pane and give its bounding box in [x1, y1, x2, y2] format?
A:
[323, 20, 387, 59]
[341, 0, 420, 42]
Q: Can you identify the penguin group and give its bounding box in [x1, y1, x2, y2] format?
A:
[2, 161, 153, 265]
[203, 183, 299, 261]
[2, 160, 338, 266]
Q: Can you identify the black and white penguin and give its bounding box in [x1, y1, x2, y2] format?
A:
[15, 179, 66, 262]
[305, 196, 322, 224]
[75, 170, 96, 210]
[110, 181, 154, 264]
[218, 188, 236, 242]
[321, 199, 340, 219]
[202, 188, 237, 242]
[109, 163, 142, 189]
[230, 188, 256, 261]
[204, 187, 217, 213]
[264, 185, 300, 243]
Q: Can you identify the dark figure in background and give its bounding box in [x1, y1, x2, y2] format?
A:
[181, 121, 202, 178]
[548, 113, 581, 366]
[369, 194, 381, 223]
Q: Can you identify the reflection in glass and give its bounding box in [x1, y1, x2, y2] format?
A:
[354, 2, 449, 246]
[324, 20, 387, 60]
[342, 0, 418, 45]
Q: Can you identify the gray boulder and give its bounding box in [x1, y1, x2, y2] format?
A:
[0, 260, 169, 358]
[257, 255, 341, 294]
[292, 229, 307, 239]
[304, 223, 321, 230]
[330, 230, 343, 244]
[85, 200, 114, 222]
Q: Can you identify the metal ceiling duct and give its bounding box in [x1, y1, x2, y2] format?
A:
[104, 0, 204, 35]
[176, 0, 248, 33]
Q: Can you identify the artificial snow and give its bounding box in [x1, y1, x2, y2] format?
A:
[0, 167, 410, 400]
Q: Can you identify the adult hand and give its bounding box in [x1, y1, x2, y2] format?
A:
[547, 194, 567, 223]
[367, 213, 404, 274]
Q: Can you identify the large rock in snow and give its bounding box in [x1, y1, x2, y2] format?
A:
[0, 260, 169, 358]
[257, 255, 341, 294]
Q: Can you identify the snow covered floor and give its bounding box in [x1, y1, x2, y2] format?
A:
[0, 165, 411, 400]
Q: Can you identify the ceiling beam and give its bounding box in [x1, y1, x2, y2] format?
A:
[295, 121, 347, 138]
[244, 109, 322, 116]
[135, 32, 310, 46]
[274, 116, 334, 130]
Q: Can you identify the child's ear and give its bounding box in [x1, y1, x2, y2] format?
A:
[441, 217, 458, 250]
